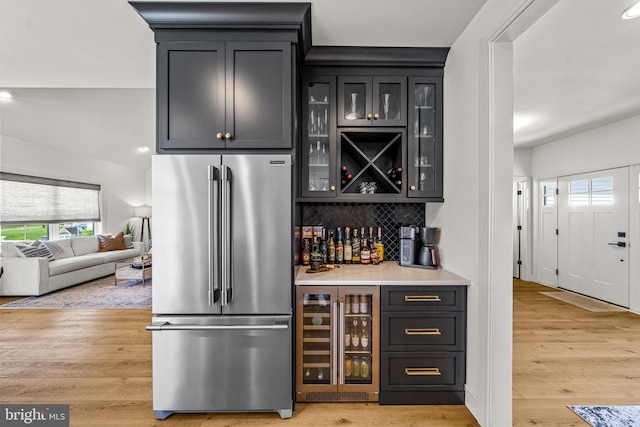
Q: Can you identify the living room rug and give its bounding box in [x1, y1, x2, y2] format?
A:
[569, 405, 640, 426]
[0, 275, 151, 309]
[540, 291, 627, 312]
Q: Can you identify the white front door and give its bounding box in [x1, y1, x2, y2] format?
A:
[558, 167, 629, 307]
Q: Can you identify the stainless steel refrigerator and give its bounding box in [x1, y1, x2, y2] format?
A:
[148, 154, 293, 420]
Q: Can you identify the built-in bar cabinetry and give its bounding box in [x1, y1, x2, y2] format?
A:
[295, 264, 469, 406]
[380, 285, 466, 404]
[299, 47, 448, 202]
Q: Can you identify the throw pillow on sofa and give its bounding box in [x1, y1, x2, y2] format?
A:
[15, 240, 55, 260]
[97, 232, 128, 252]
[42, 241, 69, 260]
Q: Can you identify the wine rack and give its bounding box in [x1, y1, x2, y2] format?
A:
[338, 129, 405, 197]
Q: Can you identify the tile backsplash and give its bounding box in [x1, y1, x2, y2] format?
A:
[300, 203, 425, 261]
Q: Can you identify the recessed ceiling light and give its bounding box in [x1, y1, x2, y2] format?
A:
[0, 90, 13, 99]
[622, 0, 640, 19]
[137, 146, 150, 153]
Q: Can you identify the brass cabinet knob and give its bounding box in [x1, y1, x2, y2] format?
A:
[367, 113, 373, 120]
[225, 133, 232, 139]
[374, 113, 380, 119]
[216, 133, 224, 140]
[410, 185, 416, 191]
[330, 185, 336, 191]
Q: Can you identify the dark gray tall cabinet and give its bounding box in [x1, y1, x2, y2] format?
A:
[130, 1, 312, 153]
[158, 41, 292, 150]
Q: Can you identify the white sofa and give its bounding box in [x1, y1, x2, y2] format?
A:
[0, 235, 143, 296]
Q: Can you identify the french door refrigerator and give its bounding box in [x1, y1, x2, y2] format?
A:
[148, 154, 293, 420]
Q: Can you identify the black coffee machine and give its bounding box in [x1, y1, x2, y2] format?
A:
[399, 226, 439, 269]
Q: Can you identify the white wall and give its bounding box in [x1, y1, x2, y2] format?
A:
[531, 114, 640, 179]
[0, 135, 147, 237]
[438, 0, 528, 425]
[514, 147, 532, 176]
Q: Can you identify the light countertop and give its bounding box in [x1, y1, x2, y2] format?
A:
[295, 262, 470, 286]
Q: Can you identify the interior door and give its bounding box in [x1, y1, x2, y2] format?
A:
[558, 168, 629, 306]
[538, 179, 558, 286]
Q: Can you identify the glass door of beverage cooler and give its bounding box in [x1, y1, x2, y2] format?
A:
[296, 287, 337, 393]
[302, 77, 336, 198]
[338, 287, 379, 396]
[407, 77, 443, 199]
[296, 286, 379, 402]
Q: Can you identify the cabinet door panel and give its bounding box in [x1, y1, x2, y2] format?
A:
[407, 77, 443, 199]
[226, 42, 292, 149]
[338, 76, 371, 127]
[158, 42, 226, 150]
[372, 77, 407, 126]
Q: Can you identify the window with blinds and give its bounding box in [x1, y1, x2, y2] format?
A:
[0, 173, 101, 225]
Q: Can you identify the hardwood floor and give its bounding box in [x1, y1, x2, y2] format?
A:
[513, 278, 640, 426]
[1, 279, 639, 426]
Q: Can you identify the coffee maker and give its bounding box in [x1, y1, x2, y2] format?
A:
[398, 226, 439, 269]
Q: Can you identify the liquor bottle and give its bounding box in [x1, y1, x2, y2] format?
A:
[351, 317, 360, 350]
[301, 238, 310, 266]
[344, 227, 352, 264]
[344, 355, 352, 377]
[360, 238, 371, 265]
[328, 230, 336, 264]
[370, 243, 380, 265]
[351, 293, 360, 314]
[344, 294, 351, 314]
[352, 228, 361, 264]
[335, 227, 344, 264]
[320, 229, 328, 264]
[359, 295, 369, 314]
[376, 226, 385, 262]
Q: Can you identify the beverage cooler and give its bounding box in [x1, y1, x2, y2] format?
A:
[295, 286, 380, 402]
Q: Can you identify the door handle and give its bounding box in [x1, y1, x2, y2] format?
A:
[608, 242, 626, 247]
[208, 165, 220, 306]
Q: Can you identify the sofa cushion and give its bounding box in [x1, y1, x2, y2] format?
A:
[97, 232, 127, 252]
[49, 239, 74, 258]
[48, 255, 104, 276]
[0, 241, 22, 258]
[71, 236, 99, 256]
[15, 241, 55, 260]
[100, 247, 141, 263]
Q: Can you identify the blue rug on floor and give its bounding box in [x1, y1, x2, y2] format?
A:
[569, 406, 640, 427]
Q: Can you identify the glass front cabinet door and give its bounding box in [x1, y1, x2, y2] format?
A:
[302, 77, 336, 197]
[338, 76, 407, 127]
[296, 286, 380, 402]
[407, 77, 443, 199]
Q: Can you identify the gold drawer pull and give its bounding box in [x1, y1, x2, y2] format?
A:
[404, 295, 441, 302]
[405, 328, 441, 335]
[405, 367, 441, 376]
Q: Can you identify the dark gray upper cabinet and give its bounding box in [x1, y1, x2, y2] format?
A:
[157, 41, 292, 151]
[129, 1, 311, 152]
[337, 76, 407, 128]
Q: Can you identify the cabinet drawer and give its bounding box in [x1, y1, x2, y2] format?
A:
[381, 312, 464, 351]
[381, 286, 465, 312]
[380, 352, 464, 391]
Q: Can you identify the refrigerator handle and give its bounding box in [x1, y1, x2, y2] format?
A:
[208, 165, 220, 306]
[220, 165, 232, 306]
[333, 300, 339, 386]
[338, 299, 345, 385]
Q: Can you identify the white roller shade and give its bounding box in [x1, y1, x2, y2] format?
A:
[0, 173, 101, 224]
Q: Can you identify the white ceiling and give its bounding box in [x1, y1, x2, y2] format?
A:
[0, 0, 638, 171]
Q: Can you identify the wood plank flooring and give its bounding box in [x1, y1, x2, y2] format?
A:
[1, 278, 639, 426]
[513, 279, 640, 426]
